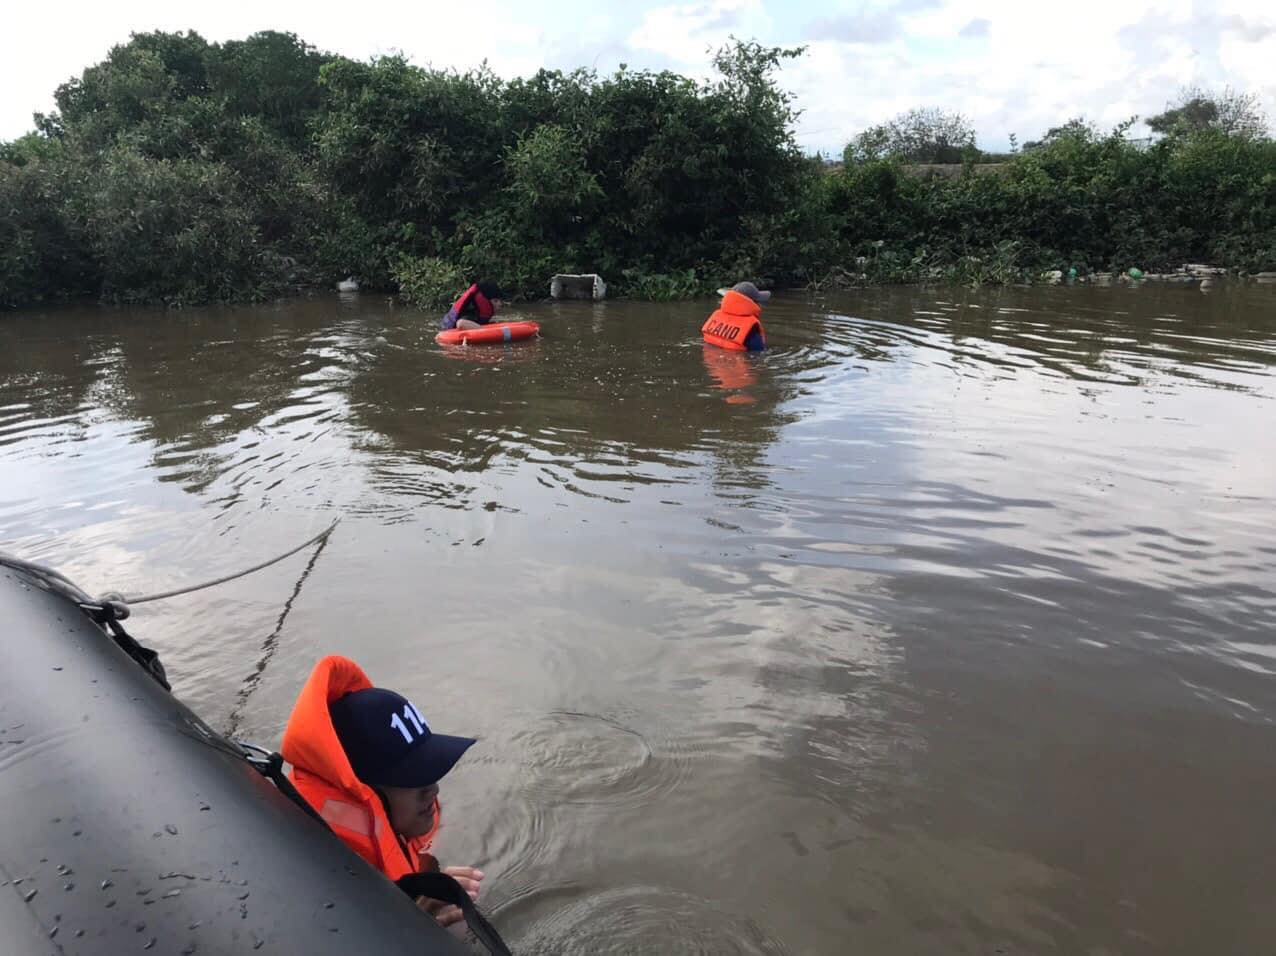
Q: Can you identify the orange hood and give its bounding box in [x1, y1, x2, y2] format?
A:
[281, 655, 374, 798]
[719, 290, 763, 318]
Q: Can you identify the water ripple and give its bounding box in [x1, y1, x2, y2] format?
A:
[499, 884, 790, 955]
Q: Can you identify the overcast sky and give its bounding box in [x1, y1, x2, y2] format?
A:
[3, 0, 1274, 153]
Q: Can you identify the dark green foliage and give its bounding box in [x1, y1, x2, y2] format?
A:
[73, 148, 282, 305]
[209, 32, 331, 148]
[305, 39, 810, 299]
[503, 124, 603, 234]
[392, 256, 466, 310]
[0, 143, 94, 308]
[819, 120, 1276, 285]
[621, 269, 718, 301]
[0, 166, 46, 309]
[1, 30, 1273, 309]
[3, 30, 347, 306]
[314, 56, 507, 255]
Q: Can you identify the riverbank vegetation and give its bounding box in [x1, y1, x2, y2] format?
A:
[2, 30, 1273, 309]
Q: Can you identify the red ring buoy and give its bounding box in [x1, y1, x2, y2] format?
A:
[436, 321, 540, 346]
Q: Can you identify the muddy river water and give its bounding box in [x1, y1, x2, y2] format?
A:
[3, 280, 1274, 953]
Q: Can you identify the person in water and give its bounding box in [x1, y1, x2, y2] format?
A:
[702, 281, 769, 351]
[440, 281, 505, 331]
[281, 655, 483, 933]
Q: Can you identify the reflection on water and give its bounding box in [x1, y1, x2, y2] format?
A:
[2, 279, 1275, 953]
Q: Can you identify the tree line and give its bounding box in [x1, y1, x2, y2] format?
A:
[2, 30, 1273, 309]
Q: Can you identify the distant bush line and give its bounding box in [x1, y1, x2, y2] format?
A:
[2, 31, 1272, 309]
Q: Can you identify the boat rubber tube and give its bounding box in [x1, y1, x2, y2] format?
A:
[0, 565, 469, 955]
[435, 321, 540, 346]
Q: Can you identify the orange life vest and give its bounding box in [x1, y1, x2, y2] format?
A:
[701, 290, 765, 351]
[281, 655, 439, 882]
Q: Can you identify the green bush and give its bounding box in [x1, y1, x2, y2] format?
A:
[392, 256, 465, 310]
[74, 148, 282, 305]
[619, 269, 718, 301]
[0, 148, 94, 307]
[817, 121, 1276, 286]
[2, 30, 1273, 310]
[503, 124, 603, 232]
[0, 168, 41, 309]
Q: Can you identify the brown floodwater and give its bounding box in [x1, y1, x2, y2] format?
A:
[3, 280, 1275, 954]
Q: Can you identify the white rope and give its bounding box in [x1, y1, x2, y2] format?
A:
[120, 519, 340, 605]
[0, 518, 340, 613]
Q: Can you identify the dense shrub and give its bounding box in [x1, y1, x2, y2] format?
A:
[820, 121, 1276, 284]
[0, 166, 43, 309]
[392, 256, 465, 311]
[73, 148, 283, 305]
[845, 107, 978, 164]
[620, 269, 719, 301]
[1, 30, 1273, 309]
[0, 142, 94, 307]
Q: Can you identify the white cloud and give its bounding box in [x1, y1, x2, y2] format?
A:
[2, 0, 1273, 152]
[783, 0, 1276, 152]
[1223, 37, 1276, 93]
[628, 0, 774, 67]
[0, 0, 554, 138]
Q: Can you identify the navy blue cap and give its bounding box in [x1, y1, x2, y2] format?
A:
[329, 688, 476, 788]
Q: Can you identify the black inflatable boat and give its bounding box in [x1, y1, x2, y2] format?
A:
[0, 560, 481, 954]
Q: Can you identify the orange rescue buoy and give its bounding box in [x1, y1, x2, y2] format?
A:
[435, 321, 540, 346]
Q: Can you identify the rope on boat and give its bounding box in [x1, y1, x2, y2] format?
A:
[0, 518, 339, 617]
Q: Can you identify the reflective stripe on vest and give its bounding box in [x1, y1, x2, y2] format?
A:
[320, 798, 383, 838]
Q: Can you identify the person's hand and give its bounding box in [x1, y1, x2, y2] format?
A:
[415, 866, 485, 936]
[442, 865, 484, 902]
[417, 894, 465, 929]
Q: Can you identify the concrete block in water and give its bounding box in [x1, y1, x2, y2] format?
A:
[550, 274, 607, 300]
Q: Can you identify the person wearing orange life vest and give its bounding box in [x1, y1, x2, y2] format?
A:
[440, 281, 505, 331]
[702, 281, 769, 351]
[281, 655, 483, 933]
